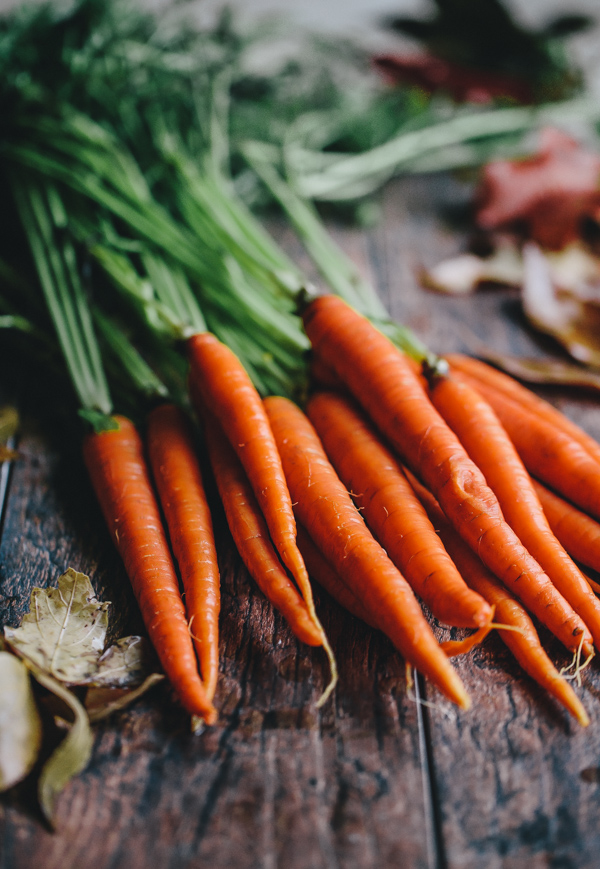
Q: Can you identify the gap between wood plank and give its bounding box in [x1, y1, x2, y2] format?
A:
[415, 673, 448, 869]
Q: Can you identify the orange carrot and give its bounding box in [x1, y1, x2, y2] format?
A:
[452, 367, 600, 522]
[428, 371, 600, 650]
[406, 468, 590, 727]
[264, 394, 471, 710]
[202, 408, 323, 647]
[187, 333, 313, 615]
[83, 416, 217, 724]
[306, 390, 493, 628]
[533, 477, 600, 575]
[446, 353, 600, 466]
[296, 524, 376, 628]
[146, 403, 221, 701]
[302, 295, 591, 656]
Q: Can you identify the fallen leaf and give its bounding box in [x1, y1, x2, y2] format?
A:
[481, 351, 600, 391]
[0, 652, 42, 791]
[85, 673, 165, 724]
[476, 128, 600, 250]
[4, 569, 109, 685]
[522, 242, 600, 368]
[89, 635, 156, 689]
[422, 243, 523, 294]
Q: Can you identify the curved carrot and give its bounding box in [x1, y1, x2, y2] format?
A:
[533, 478, 600, 575]
[146, 403, 221, 701]
[306, 390, 493, 629]
[264, 394, 471, 710]
[82, 416, 217, 724]
[446, 353, 600, 466]
[296, 524, 376, 628]
[406, 469, 590, 727]
[202, 408, 323, 647]
[452, 368, 600, 522]
[187, 333, 313, 614]
[428, 372, 600, 650]
[302, 295, 591, 656]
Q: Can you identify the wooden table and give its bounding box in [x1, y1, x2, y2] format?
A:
[2, 173, 600, 869]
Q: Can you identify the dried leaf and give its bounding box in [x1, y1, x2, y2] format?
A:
[85, 673, 165, 724]
[0, 445, 19, 463]
[4, 569, 110, 685]
[481, 351, 600, 391]
[522, 242, 600, 368]
[29, 665, 93, 828]
[476, 128, 600, 250]
[0, 406, 19, 444]
[422, 244, 523, 294]
[0, 652, 42, 791]
[89, 636, 155, 688]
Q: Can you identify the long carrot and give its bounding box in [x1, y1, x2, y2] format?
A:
[302, 295, 592, 656]
[305, 389, 493, 628]
[446, 353, 600, 467]
[405, 468, 590, 727]
[264, 394, 471, 710]
[428, 371, 600, 651]
[83, 415, 217, 724]
[201, 408, 323, 647]
[146, 403, 221, 701]
[533, 478, 600, 575]
[187, 333, 311, 609]
[452, 367, 600, 522]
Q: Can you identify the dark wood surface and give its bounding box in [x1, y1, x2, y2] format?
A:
[2, 174, 600, 869]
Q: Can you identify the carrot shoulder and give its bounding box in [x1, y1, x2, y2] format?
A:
[302, 295, 591, 656]
[202, 408, 323, 647]
[146, 403, 221, 701]
[264, 394, 470, 710]
[428, 372, 600, 651]
[306, 390, 493, 629]
[83, 415, 217, 724]
[406, 469, 589, 727]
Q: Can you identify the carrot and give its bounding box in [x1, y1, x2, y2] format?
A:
[305, 390, 493, 629]
[187, 333, 312, 613]
[452, 367, 600, 522]
[264, 394, 471, 710]
[83, 415, 217, 725]
[533, 477, 600, 575]
[446, 353, 600, 467]
[296, 524, 376, 628]
[405, 468, 590, 727]
[428, 371, 600, 651]
[302, 295, 592, 656]
[201, 407, 323, 647]
[146, 403, 221, 701]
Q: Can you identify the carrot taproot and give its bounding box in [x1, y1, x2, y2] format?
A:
[446, 353, 600, 467]
[428, 371, 600, 651]
[532, 477, 600, 575]
[405, 468, 590, 727]
[264, 394, 471, 710]
[305, 389, 493, 628]
[201, 407, 323, 647]
[146, 403, 221, 701]
[302, 295, 591, 656]
[187, 333, 312, 611]
[452, 367, 600, 523]
[82, 415, 217, 724]
[296, 524, 376, 628]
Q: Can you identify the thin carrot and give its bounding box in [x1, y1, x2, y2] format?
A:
[201, 407, 323, 647]
[306, 390, 493, 628]
[446, 353, 600, 467]
[264, 394, 471, 710]
[428, 370, 600, 650]
[187, 333, 312, 612]
[405, 468, 590, 727]
[532, 477, 600, 575]
[452, 367, 600, 522]
[302, 295, 591, 656]
[146, 403, 221, 701]
[296, 524, 376, 628]
[82, 415, 217, 724]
